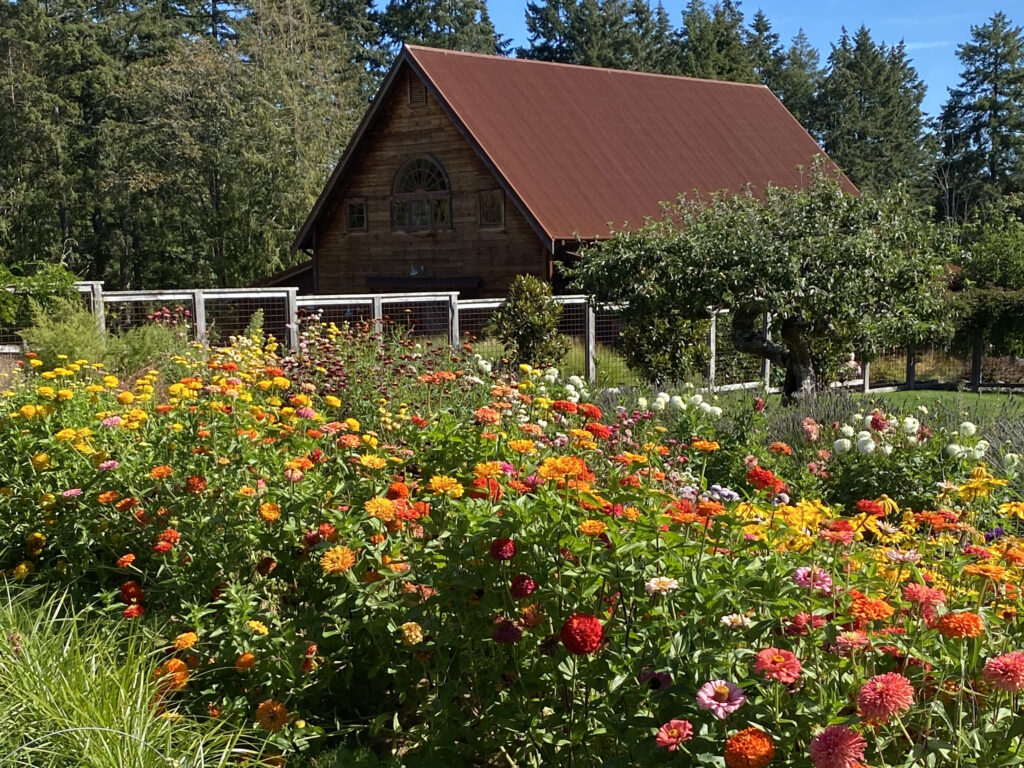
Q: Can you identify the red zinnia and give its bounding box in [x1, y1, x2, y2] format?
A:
[857, 672, 914, 723]
[490, 537, 516, 561]
[809, 725, 867, 768]
[753, 647, 802, 683]
[746, 466, 785, 493]
[855, 499, 885, 517]
[510, 574, 538, 599]
[185, 475, 207, 494]
[560, 613, 603, 655]
[982, 651, 1024, 692]
[119, 580, 144, 605]
[585, 422, 611, 439]
[123, 604, 145, 619]
[578, 403, 602, 420]
[469, 477, 503, 501]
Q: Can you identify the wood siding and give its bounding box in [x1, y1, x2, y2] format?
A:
[314, 62, 550, 298]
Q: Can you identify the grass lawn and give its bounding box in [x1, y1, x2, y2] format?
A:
[856, 389, 1024, 419]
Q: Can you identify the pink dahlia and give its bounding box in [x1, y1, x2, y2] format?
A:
[857, 672, 914, 723]
[695, 679, 746, 719]
[809, 725, 867, 768]
[753, 647, 802, 683]
[982, 651, 1024, 692]
[654, 719, 693, 751]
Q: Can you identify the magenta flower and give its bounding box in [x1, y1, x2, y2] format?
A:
[61, 488, 83, 498]
[98, 460, 119, 471]
[695, 679, 746, 719]
[809, 725, 867, 768]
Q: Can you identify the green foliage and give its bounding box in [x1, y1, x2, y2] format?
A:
[571, 165, 956, 398]
[0, 264, 79, 332]
[379, 0, 508, 55]
[938, 12, 1024, 220]
[815, 26, 931, 198]
[19, 297, 108, 370]
[485, 274, 570, 368]
[0, 587, 269, 768]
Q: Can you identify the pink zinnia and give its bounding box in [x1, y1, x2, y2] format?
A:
[61, 488, 83, 498]
[793, 566, 834, 594]
[98, 460, 119, 471]
[754, 647, 802, 683]
[490, 537, 516, 561]
[695, 680, 746, 719]
[809, 725, 867, 768]
[833, 630, 869, 656]
[857, 672, 914, 723]
[654, 719, 693, 751]
[982, 651, 1024, 692]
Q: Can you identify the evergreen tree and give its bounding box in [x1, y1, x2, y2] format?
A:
[315, 0, 388, 88]
[745, 9, 783, 86]
[379, 0, 508, 55]
[519, 0, 635, 69]
[815, 26, 930, 196]
[937, 12, 1024, 219]
[677, 0, 754, 82]
[773, 29, 823, 128]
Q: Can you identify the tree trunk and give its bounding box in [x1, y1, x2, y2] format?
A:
[731, 306, 816, 403]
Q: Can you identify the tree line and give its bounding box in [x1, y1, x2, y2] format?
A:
[1, 0, 1023, 289]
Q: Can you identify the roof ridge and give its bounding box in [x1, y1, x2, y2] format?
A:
[404, 44, 772, 91]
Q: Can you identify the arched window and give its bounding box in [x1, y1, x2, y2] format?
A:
[391, 155, 451, 231]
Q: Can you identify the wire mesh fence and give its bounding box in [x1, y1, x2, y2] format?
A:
[5, 281, 1024, 394]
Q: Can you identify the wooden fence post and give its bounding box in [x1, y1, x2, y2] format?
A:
[906, 344, 916, 390]
[284, 288, 298, 353]
[371, 295, 383, 339]
[191, 289, 207, 344]
[861, 360, 871, 393]
[707, 313, 717, 390]
[761, 312, 771, 390]
[447, 292, 460, 348]
[584, 303, 596, 385]
[89, 282, 106, 335]
[971, 330, 983, 392]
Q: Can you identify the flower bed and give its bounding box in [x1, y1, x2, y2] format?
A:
[1, 321, 1022, 766]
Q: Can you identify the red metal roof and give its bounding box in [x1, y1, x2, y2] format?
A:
[293, 46, 855, 251]
[406, 46, 855, 242]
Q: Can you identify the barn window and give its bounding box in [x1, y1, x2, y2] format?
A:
[345, 198, 367, 232]
[408, 75, 426, 106]
[478, 189, 504, 228]
[391, 156, 451, 231]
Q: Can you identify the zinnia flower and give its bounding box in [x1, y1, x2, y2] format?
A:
[510, 574, 537, 598]
[490, 537, 516, 560]
[173, 632, 198, 650]
[696, 680, 746, 719]
[235, 652, 256, 672]
[935, 611, 985, 639]
[320, 546, 356, 574]
[560, 613, 603, 655]
[809, 725, 866, 768]
[655, 719, 693, 751]
[982, 651, 1024, 692]
[725, 727, 775, 768]
[645, 576, 679, 595]
[400, 621, 424, 646]
[857, 672, 914, 723]
[792, 566, 834, 594]
[255, 699, 289, 731]
[753, 647, 802, 683]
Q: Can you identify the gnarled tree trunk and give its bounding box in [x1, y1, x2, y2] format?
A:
[730, 306, 816, 403]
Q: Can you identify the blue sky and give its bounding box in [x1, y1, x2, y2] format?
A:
[486, 1, 1017, 117]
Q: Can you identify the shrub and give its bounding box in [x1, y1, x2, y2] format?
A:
[19, 296, 107, 369]
[486, 274, 570, 368]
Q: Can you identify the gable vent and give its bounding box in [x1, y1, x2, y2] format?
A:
[408, 75, 426, 106]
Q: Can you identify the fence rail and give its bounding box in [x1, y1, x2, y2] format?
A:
[3, 282, 1023, 393]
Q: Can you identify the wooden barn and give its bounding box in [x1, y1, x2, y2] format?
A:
[286, 45, 853, 298]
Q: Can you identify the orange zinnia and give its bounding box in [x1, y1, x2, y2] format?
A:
[259, 502, 281, 523]
[255, 699, 289, 731]
[724, 727, 775, 768]
[149, 465, 174, 480]
[936, 611, 985, 639]
[850, 596, 895, 623]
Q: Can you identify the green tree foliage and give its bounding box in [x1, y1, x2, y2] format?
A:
[519, 0, 667, 70]
[772, 30, 824, 127]
[676, 0, 754, 81]
[486, 274, 570, 368]
[745, 9, 783, 86]
[1, 0, 362, 288]
[379, 0, 508, 55]
[571, 167, 954, 401]
[937, 12, 1024, 220]
[815, 26, 930, 198]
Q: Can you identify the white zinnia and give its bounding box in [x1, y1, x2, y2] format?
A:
[833, 438, 852, 455]
[857, 436, 876, 455]
[720, 613, 752, 628]
[944, 443, 964, 458]
[902, 417, 919, 435]
[645, 577, 679, 596]
[959, 421, 977, 437]
[688, 394, 703, 407]
[840, 425, 856, 438]
[669, 395, 685, 410]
